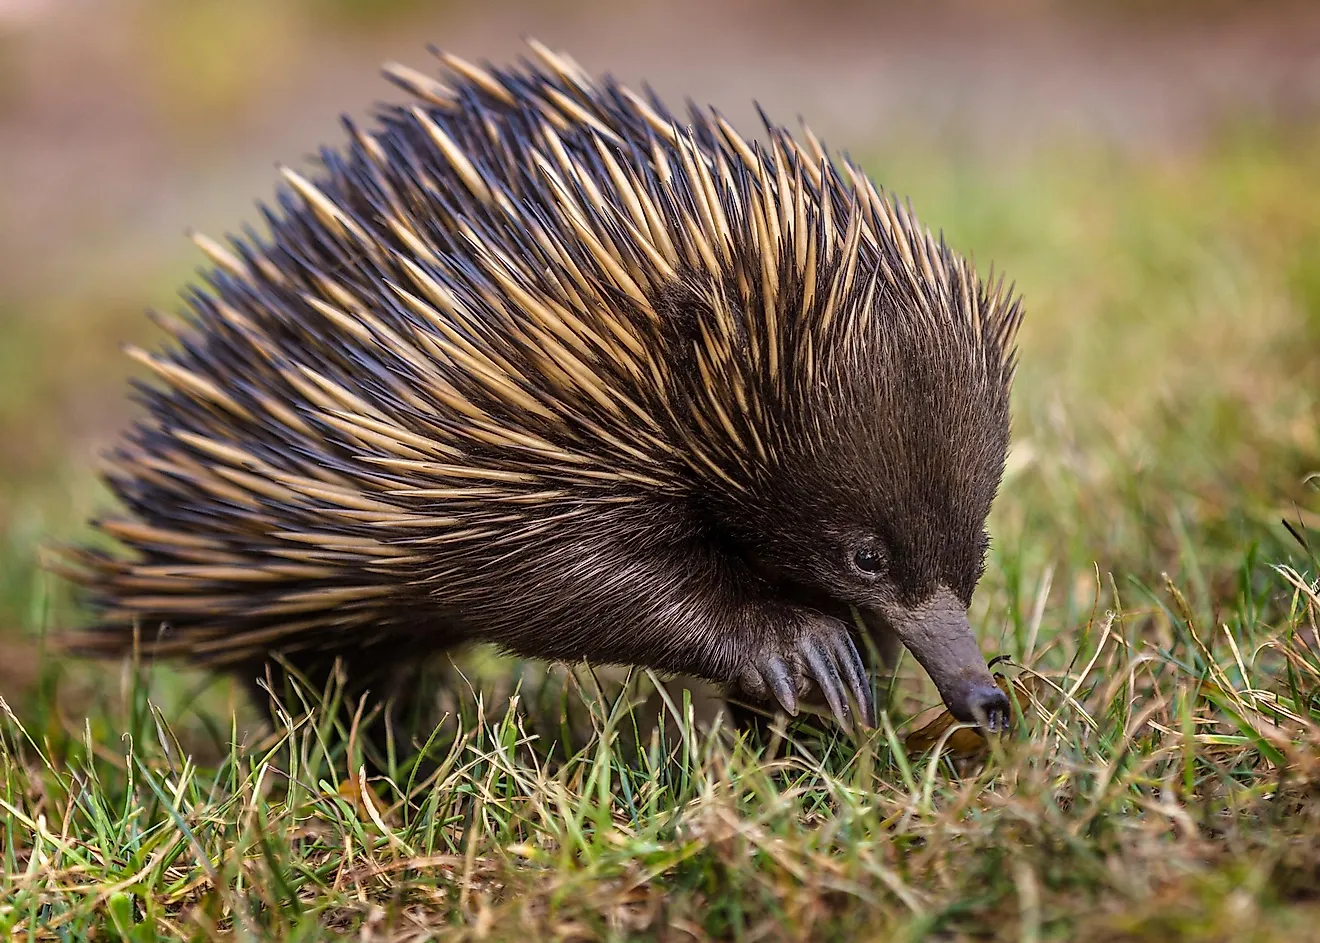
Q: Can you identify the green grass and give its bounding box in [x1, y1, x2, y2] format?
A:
[6, 126, 1320, 940]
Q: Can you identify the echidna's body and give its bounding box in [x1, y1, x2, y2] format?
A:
[58, 41, 1021, 734]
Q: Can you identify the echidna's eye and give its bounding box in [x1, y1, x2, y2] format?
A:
[852, 545, 884, 575]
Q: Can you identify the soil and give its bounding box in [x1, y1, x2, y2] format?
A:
[2, 0, 1319, 304]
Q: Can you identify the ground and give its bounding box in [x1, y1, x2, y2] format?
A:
[4, 2, 1320, 940]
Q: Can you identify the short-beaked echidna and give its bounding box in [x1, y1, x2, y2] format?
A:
[55, 40, 1023, 736]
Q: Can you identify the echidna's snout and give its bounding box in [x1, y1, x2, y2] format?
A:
[960, 683, 1011, 734]
[876, 586, 1007, 732]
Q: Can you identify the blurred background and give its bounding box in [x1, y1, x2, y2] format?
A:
[3, 0, 1320, 722]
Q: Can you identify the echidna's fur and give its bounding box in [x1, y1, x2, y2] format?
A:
[55, 40, 1022, 737]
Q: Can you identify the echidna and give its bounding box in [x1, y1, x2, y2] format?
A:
[54, 40, 1022, 739]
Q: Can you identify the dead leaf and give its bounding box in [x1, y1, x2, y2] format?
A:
[903, 674, 1028, 757]
[335, 776, 369, 819]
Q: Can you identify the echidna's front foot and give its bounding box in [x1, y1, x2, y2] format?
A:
[741, 616, 875, 733]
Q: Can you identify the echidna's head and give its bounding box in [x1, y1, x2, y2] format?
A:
[713, 268, 1018, 729]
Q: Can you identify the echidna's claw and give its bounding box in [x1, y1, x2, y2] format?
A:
[832, 629, 875, 729]
[760, 653, 799, 716]
[801, 634, 852, 734]
[796, 619, 874, 735]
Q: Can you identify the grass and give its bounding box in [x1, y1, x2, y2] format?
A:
[6, 124, 1320, 939]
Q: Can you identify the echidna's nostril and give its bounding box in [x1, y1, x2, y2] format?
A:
[965, 684, 1011, 733]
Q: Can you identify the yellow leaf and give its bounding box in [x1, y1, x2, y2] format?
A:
[903, 674, 1024, 757]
